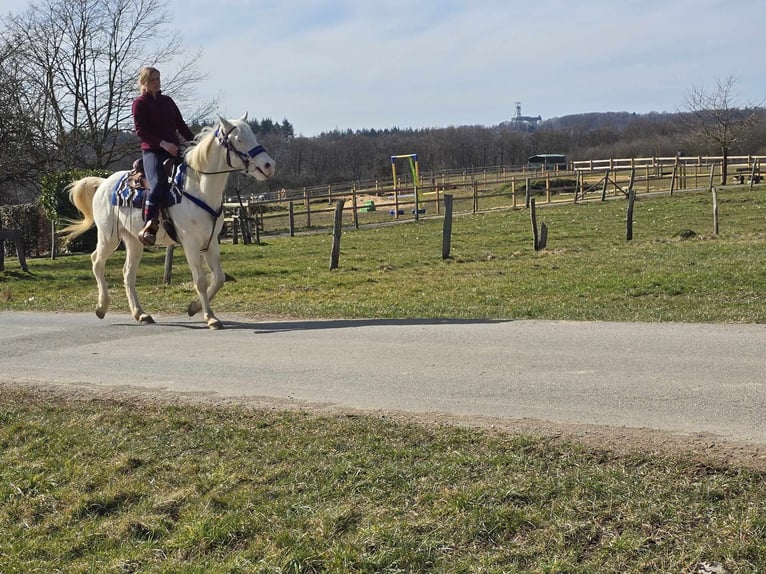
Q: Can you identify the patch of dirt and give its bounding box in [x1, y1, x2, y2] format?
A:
[4, 381, 766, 473]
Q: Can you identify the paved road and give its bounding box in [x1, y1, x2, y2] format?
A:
[1, 311, 765, 444]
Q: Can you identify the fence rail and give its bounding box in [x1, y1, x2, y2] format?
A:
[221, 156, 764, 242]
[571, 155, 766, 171]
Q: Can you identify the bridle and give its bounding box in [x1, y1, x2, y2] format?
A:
[180, 122, 270, 251]
[191, 125, 269, 177]
[185, 123, 269, 178]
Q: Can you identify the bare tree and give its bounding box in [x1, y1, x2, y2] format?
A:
[680, 75, 763, 185]
[0, 0, 214, 176]
[0, 41, 46, 195]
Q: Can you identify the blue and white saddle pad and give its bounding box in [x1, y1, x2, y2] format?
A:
[110, 163, 186, 208]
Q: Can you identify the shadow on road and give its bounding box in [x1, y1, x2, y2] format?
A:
[101, 316, 514, 333]
[227, 317, 514, 333]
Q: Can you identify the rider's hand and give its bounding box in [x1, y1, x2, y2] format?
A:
[160, 140, 179, 157]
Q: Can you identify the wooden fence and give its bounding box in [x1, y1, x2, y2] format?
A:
[221, 155, 765, 242]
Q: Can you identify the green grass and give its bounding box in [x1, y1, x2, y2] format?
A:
[1, 388, 764, 573]
[3, 188, 766, 572]
[3, 187, 766, 322]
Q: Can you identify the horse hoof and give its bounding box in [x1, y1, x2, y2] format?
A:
[208, 318, 223, 330]
[139, 314, 155, 324]
[187, 302, 201, 317]
[95, 309, 106, 319]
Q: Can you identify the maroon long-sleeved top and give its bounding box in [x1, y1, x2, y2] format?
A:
[132, 91, 194, 151]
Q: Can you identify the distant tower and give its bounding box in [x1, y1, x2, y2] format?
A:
[510, 101, 541, 132]
[514, 102, 523, 120]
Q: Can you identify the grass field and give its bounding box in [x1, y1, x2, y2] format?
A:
[2, 387, 765, 573]
[2, 186, 766, 572]
[2, 186, 766, 323]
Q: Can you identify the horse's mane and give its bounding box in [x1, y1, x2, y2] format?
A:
[184, 127, 217, 171]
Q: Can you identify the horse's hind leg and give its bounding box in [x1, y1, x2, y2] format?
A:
[91, 231, 121, 319]
[122, 234, 154, 324]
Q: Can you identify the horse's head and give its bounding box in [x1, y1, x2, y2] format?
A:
[215, 114, 276, 181]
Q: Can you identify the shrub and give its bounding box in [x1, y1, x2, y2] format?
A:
[40, 169, 110, 254]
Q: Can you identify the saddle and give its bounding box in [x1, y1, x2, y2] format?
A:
[129, 157, 178, 191]
[129, 158, 181, 244]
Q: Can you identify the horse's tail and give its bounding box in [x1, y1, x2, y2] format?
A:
[59, 176, 106, 244]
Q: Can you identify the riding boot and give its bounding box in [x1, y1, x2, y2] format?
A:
[139, 204, 159, 247]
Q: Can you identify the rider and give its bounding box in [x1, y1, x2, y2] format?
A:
[132, 66, 194, 246]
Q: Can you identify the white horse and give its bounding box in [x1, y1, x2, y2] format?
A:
[60, 115, 275, 329]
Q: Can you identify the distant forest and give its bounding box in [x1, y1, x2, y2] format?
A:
[250, 110, 766, 191]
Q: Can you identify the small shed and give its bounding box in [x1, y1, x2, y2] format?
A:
[528, 154, 568, 170]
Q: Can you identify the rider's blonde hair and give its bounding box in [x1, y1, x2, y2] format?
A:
[137, 66, 160, 94]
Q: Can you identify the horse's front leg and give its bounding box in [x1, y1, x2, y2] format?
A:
[122, 235, 154, 324]
[187, 243, 226, 314]
[183, 247, 222, 329]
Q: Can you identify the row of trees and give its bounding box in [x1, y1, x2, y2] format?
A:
[257, 87, 766, 190]
[0, 0, 211, 199]
[0, 0, 763, 203]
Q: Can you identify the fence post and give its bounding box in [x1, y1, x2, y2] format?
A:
[525, 178, 531, 208]
[329, 199, 344, 270]
[442, 194, 453, 259]
[546, 173, 551, 203]
[239, 209, 252, 245]
[749, 160, 760, 189]
[415, 180, 420, 222]
[289, 201, 295, 237]
[626, 168, 636, 241]
[512, 176, 517, 208]
[574, 171, 580, 204]
[163, 245, 174, 285]
[670, 165, 677, 196]
[254, 205, 261, 245]
[645, 165, 650, 194]
[712, 187, 719, 235]
[352, 184, 359, 229]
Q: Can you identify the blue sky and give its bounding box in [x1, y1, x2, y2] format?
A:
[2, 0, 765, 136]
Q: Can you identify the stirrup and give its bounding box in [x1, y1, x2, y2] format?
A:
[139, 219, 158, 247]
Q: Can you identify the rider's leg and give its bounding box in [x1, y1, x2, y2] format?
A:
[139, 149, 170, 246]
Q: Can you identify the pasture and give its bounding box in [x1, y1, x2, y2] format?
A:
[2, 185, 766, 323]
[2, 385, 765, 573]
[2, 185, 766, 572]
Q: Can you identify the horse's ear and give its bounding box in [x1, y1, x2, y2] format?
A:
[218, 115, 234, 132]
[240, 113, 248, 122]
